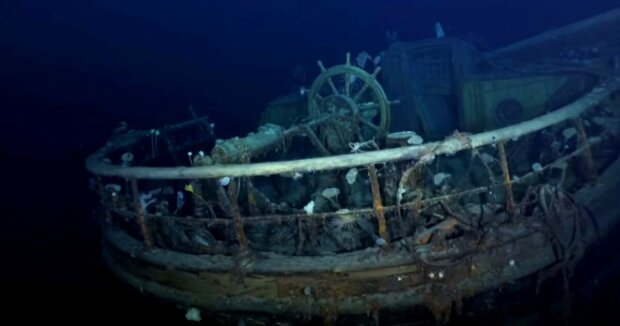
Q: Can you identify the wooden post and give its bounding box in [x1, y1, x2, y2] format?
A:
[573, 118, 598, 182]
[130, 179, 154, 249]
[228, 180, 248, 251]
[497, 142, 516, 220]
[162, 126, 180, 165]
[96, 176, 113, 223]
[368, 164, 389, 242]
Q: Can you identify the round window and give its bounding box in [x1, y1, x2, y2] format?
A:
[495, 99, 524, 125]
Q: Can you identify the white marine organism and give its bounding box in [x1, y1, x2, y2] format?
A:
[373, 52, 384, 66]
[349, 139, 376, 153]
[176, 191, 185, 213]
[185, 307, 202, 322]
[120, 152, 134, 167]
[187, 151, 193, 166]
[303, 200, 315, 215]
[322, 187, 340, 199]
[281, 171, 304, 181]
[433, 173, 451, 186]
[481, 152, 496, 164]
[356, 51, 372, 69]
[292, 171, 304, 181]
[345, 168, 358, 184]
[562, 127, 577, 140]
[140, 192, 156, 211]
[150, 129, 160, 157]
[322, 188, 341, 210]
[588, 136, 602, 144]
[434, 22, 445, 38]
[348, 74, 357, 85]
[330, 209, 369, 233]
[551, 159, 568, 170]
[407, 134, 424, 145]
[532, 162, 543, 172]
[218, 176, 231, 187]
[396, 187, 406, 206]
[104, 183, 122, 193]
[419, 152, 435, 165]
[208, 123, 215, 135]
[258, 123, 283, 136]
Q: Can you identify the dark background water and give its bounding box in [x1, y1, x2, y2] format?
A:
[1, 0, 620, 323]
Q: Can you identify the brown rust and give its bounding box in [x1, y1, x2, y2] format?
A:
[101, 152, 620, 315]
[413, 218, 459, 245]
[130, 178, 154, 249]
[497, 141, 516, 220]
[368, 164, 389, 242]
[227, 179, 248, 250]
[85, 10, 620, 320]
[274, 266, 422, 303]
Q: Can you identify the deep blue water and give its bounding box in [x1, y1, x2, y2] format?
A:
[2, 0, 620, 323]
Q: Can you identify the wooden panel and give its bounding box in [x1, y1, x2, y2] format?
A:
[460, 75, 567, 132]
[113, 250, 280, 299]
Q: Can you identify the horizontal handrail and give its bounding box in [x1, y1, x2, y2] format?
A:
[85, 77, 619, 180]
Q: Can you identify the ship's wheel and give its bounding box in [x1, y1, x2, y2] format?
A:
[307, 53, 392, 145]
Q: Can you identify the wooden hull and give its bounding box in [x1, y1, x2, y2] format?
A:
[101, 156, 620, 317]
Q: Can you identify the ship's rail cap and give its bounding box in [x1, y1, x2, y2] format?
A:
[85, 76, 620, 180]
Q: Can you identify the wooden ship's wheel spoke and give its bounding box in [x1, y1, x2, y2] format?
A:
[327, 77, 339, 95]
[352, 83, 370, 102]
[344, 73, 351, 96]
[308, 53, 392, 143]
[359, 102, 380, 111]
[360, 117, 380, 131]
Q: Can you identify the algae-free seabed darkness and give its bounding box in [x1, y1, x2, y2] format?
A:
[3, 1, 620, 324]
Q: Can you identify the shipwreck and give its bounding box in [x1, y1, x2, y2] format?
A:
[86, 7, 620, 324]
